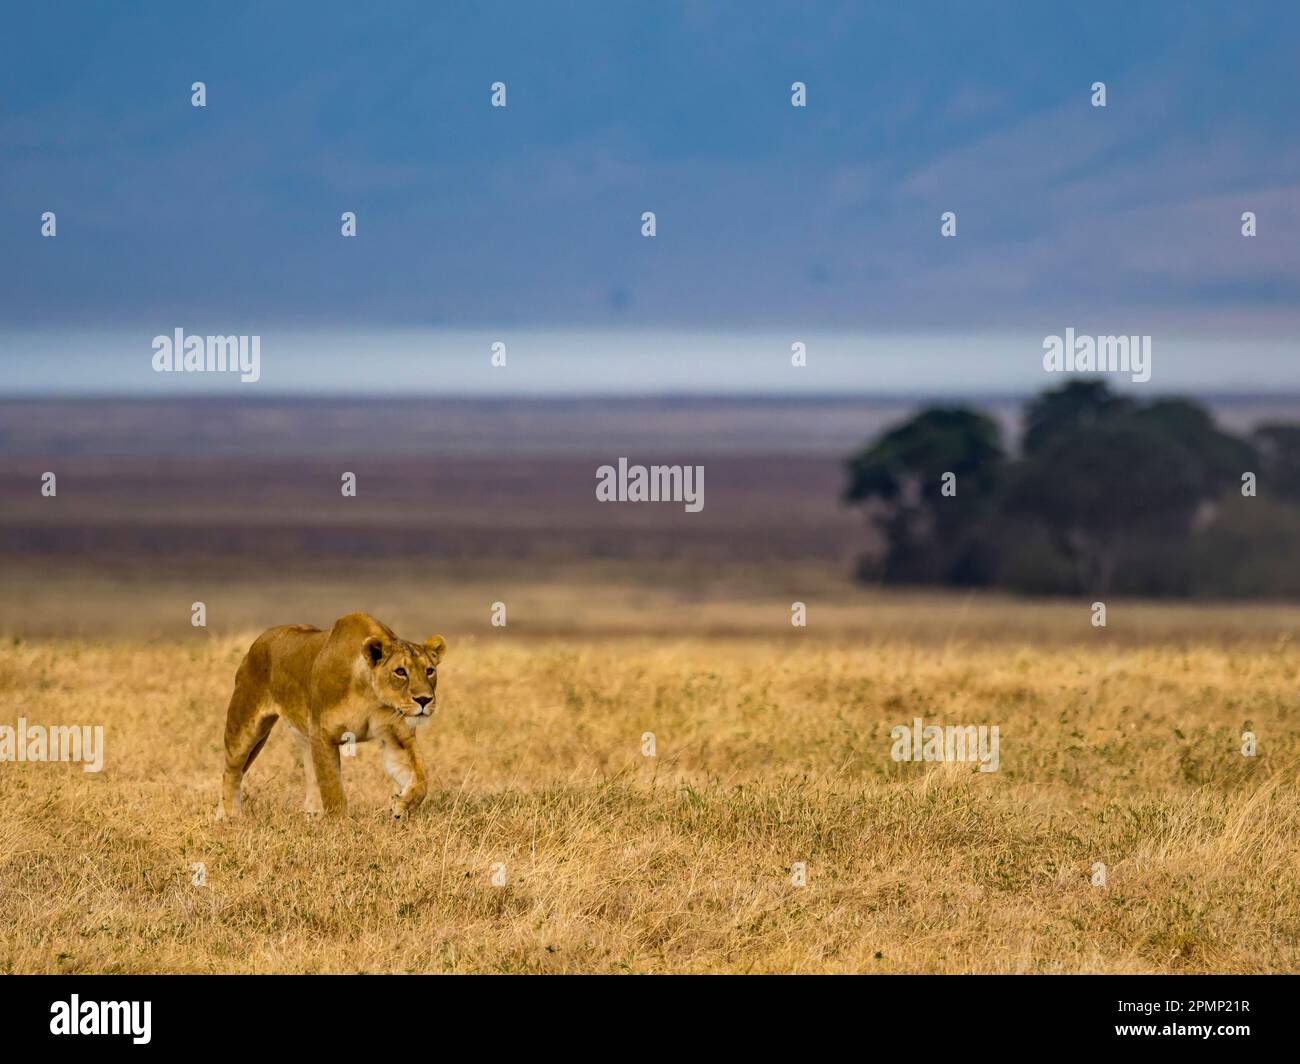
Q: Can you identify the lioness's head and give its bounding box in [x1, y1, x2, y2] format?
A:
[362, 633, 448, 721]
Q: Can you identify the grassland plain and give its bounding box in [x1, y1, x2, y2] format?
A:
[2, 584, 1298, 974]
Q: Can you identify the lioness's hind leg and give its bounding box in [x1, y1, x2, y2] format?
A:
[219, 693, 279, 820]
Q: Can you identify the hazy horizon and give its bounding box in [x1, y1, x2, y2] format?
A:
[5, 327, 1297, 398]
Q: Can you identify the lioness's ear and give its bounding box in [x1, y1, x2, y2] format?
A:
[363, 636, 386, 666]
[423, 635, 447, 663]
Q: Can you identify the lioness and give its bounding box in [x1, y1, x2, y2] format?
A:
[218, 612, 447, 821]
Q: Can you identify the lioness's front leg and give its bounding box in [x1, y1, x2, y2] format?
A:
[295, 729, 323, 815]
[382, 734, 427, 820]
[310, 732, 347, 817]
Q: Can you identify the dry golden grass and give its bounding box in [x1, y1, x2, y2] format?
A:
[2, 605, 1298, 973]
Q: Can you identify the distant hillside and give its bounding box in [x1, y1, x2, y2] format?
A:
[3, 395, 1298, 570]
[3, 395, 1299, 459]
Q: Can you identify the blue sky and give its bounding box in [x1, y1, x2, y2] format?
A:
[2, 2, 1297, 393]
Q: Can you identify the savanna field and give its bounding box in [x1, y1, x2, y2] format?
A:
[2, 567, 1298, 974]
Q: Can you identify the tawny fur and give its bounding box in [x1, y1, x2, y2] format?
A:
[218, 612, 447, 820]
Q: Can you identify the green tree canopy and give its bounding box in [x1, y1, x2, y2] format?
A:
[844, 408, 1005, 584]
[845, 380, 1273, 595]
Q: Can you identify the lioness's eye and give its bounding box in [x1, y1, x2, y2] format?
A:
[395, 667, 407, 678]
[426, 668, 434, 677]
